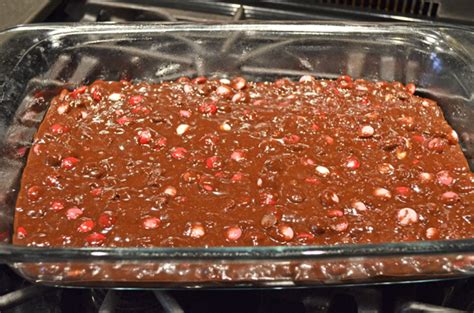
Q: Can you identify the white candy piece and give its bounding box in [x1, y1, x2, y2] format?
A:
[176, 124, 190, 136]
[451, 130, 459, 142]
[316, 165, 330, 177]
[220, 122, 232, 131]
[373, 187, 392, 199]
[183, 84, 193, 94]
[299, 75, 315, 83]
[164, 186, 177, 197]
[419, 172, 433, 182]
[330, 193, 340, 204]
[108, 93, 122, 101]
[352, 201, 367, 212]
[57, 104, 69, 114]
[359, 125, 375, 137]
[189, 224, 205, 238]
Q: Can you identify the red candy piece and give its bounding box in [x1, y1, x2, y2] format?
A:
[305, 177, 321, 185]
[78, 220, 95, 233]
[51, 124, 67, 134]
[156, 137, 168, 148]
[327, 209, 344, 217]
[199, 101, 218, 115]
[46, 175, 60, 187]
[206, 156, 221, 169]
[27, 186, 41, 201]
[137, 129, 152, 145]
[345, 156, 360, 170]
[86, 232, 106, 245]
[395, 186, 411, 197]
[406, 83, 416, 95]
[171, 147, 187, 160]
[296, 232, 315, 240]
[71, 86, 87, 98]
[17, 227, 27, 239]
[61, 157, 79, 170]
[116, 116, 132, 125]
[98, 212, 115, 228]
[192, 76, 207, 84]
[90, 188, 102, 197]
[128, 95, 143, 105]
[231, 172, 244, 182]
[260, 192, 277, 206]
[283, 134, 300, 144]
[50, 201, 64, 212]
[92, 88, 102, 101]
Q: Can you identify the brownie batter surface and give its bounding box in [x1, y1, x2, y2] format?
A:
[13, 76, 474, 248]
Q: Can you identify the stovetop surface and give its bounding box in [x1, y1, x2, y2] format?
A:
[1, 0, 473, 29]
[1, 265, 473, 313]
[0, 1, 473, 312]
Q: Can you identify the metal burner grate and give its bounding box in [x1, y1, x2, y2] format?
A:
[230, 0, 473, 24]
[260, 0, 442, 18]
[3, 278, 473, 312]
[43, 0, 474, 25]
[0, 1, 473, 312]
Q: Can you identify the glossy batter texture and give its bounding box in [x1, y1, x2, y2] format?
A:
[13, 76, 474, 248]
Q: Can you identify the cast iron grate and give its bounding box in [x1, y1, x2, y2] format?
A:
[43, 0, 473, 25]
[1, 274, 473, 312]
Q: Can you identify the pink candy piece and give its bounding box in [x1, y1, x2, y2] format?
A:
[143, 217, 161, 230]
[436, 170, 454, 186]
[441, 191, 460, 204]
[66, 207, 83, 220]
[278, 225, 294, 241]
[397, 208, 418, 226]
[225, 226, 242, 241]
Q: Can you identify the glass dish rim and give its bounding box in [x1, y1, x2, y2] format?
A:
[0, 21, 472, 264]
[1, 239, 474, 262]
[1, 20, 473, 37]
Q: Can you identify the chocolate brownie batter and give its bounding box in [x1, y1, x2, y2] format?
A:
[13, 76, 474, 248]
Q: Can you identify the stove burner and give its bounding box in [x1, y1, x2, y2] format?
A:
[89, 289, 187, 313]
[42, 0, 474, 25]
[1, 275, 473, 313]
[1, 1, 473, 312]
[0, 266, 60, 313]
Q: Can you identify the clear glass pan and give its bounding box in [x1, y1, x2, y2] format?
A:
[0, 22, 472, 288]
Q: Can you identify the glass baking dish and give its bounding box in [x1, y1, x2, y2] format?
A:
[0, 22, 472, 288]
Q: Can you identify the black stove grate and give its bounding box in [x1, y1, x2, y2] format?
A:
[1, 274, 474, 313]
[42, 0, 473, 25]
[1, 1, 474, 313]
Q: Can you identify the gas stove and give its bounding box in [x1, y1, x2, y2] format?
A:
[0, 1, 473, 313]
[0, 263, 473, 313]
[0, 0, 473, 29]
